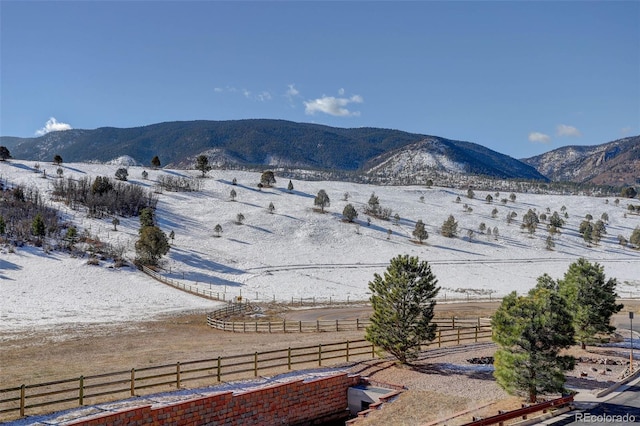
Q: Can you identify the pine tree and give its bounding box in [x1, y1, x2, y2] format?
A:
[365, 255, 440, 364]
[31, 213, 46, 242]
[151, 156, 161, 169]
[135, 226, 170, 266]
[53, 154, 63, 165]
[412, 220, 428, 243]
[441, 215, 458, 238]
[0, 146, 11, 161]
[522, 209, 539, 236]
[557, 258, 623, 349]
[314, 190, 330, 212]
[139, 207, 155, 229]
[630, 226, 640, 248]
[342, 204, 358, 222]
[492, 285, 575, 403]
[214, 224, 222, 237]
[287, 180, 294, 192]
[367, 193, 380, 216]
[115, 168, 128, 181]
[195, 155, 212, 177]
[260, 171, 276, 187]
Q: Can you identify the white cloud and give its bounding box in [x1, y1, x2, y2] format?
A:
[259, 92, 272, 102]
[528, 132, 551, 144]
[304, 94, 363, 117]
[286, 84, 299, 97]
[556, 124, 582, 137]
[35, 117, 72, 136]
[214, 87, 224, 93]
[243, 89, 251, 99]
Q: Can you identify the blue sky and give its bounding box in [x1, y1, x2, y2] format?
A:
[1, 1, 638, 159]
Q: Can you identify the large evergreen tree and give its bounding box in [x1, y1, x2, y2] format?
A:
[557, 258, 623, 349]
[151, 155, 161, 169]
[135, 226, 170, 266]
[365, 255, 440, 364]
[492, 284, 575, 403]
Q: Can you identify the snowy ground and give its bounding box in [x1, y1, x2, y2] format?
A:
[1, 160, 639, 334]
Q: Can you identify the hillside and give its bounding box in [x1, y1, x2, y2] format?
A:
[0, 120, 545, 181]
[1, 160, 639, 334]
[522, 136, 640, 186]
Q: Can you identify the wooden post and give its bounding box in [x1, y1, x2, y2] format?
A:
[475, 326, 478, 342]
[346, 341, 350, 362]
[269, 322, 272, 333]
[217, 356, 222, 382]
[243, 322, 246, 333]
[176, 362, 181, 389]
[130, 369, 135, 396]
[316, 320, 320, 332]
[79, 376, 84, 406]
[20, 384, 25, 417]
[457, 328, 461, 345]
[336, 319, 339, 332]
[299, 321, 302, 332]
[283, 319, 286, 333]
[452, 316, 455, 329]
[438, 330, 441, 348]
[318, 344, 322, 366]
[254, 352, 258, 377]
[288, 347, 292, 370]
[356, 318, 360, 330]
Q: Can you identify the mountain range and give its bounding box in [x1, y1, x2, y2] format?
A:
[1, 120, 637, 186]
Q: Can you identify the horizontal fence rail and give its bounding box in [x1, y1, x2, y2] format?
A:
[206, 303, 491, 333]
[0, 326, 492, 421]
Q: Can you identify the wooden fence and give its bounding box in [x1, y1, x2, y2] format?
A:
[206, 303, 491, 333]
[0, 327, 493, 421]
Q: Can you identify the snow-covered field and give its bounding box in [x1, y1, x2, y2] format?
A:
[1, 160, 639, 334]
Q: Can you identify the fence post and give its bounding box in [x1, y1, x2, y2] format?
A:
[371, 343, 375, 358]
[457, 328, 461, 345]
[254, 352, 259, 377]
[346, 340, 350, 362]
[269, 322, 272, 333]
[288, 347, 292, 370]
[318, 344, 322, 366]
[130, 369, 135, 396]
[438, 330, 441, 348]
[475, 326, 478, 342]
[317, 320, 320, 332]
[217, 356, 222, 382]
[283, 319, 286, 333]
[452, 316, 455, 329]
[299, 321, 302, 333]
[336, 319, 339, 332]
[79, 376, 84, 406]
[356, 318, 360, 330]
[20, 384, 25, 417]
[176, 362, 181, 389]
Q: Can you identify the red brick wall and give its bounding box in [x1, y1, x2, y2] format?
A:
[70, 373, 359, 426]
